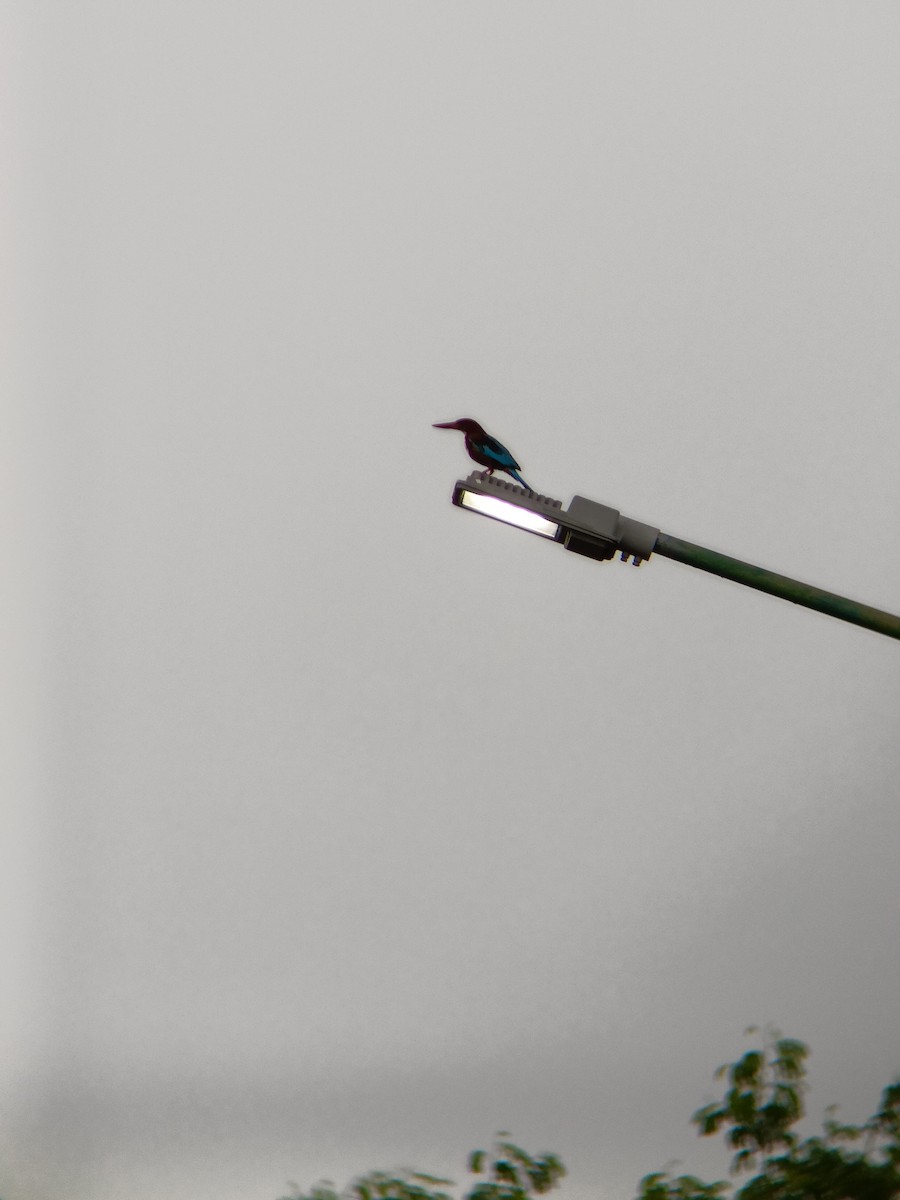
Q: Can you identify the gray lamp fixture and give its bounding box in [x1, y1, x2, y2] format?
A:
[450, 471, 900, 640]
[452, 472, 658, 564]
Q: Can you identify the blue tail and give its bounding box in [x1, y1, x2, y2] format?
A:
[507, 468, 534, 492]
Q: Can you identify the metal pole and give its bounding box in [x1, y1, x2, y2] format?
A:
[653, 532, 900, 640]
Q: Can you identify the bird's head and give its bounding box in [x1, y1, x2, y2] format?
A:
[432, 418, 485, 437]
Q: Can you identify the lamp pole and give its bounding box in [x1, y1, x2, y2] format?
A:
[449, 472, 900, 641]
[652, 531, 900, 640]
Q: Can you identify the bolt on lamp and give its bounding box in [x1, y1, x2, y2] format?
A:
[450, 472, 900, 641]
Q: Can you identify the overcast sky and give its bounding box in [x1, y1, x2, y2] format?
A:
[4, 4, 900, 1200]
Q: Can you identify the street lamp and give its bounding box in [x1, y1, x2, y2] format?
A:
[450, 472, 900, 641]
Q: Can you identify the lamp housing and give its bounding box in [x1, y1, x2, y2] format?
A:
[451, 473, 659, 565]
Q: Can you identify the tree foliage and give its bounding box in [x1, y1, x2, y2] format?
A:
[637, 1026, 900, 1200]
[279, 1030, 900, 1200]
[278, 1135, 564, 1200]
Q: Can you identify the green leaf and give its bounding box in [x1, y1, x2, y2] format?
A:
[731, 1051, 762, 1088]
[468, 1152, 486, 1175]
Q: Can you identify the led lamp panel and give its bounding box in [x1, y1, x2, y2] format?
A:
[459, 490, 561, 539]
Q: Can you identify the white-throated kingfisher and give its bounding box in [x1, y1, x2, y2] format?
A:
[433, 418, 534, 491]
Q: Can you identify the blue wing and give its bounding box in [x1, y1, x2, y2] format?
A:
[476, 434, 520, 471]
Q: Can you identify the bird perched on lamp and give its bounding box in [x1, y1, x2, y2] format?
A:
[433, 418, 534, 492]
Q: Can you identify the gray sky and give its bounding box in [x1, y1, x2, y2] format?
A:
[4, 4, 900, 1200]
